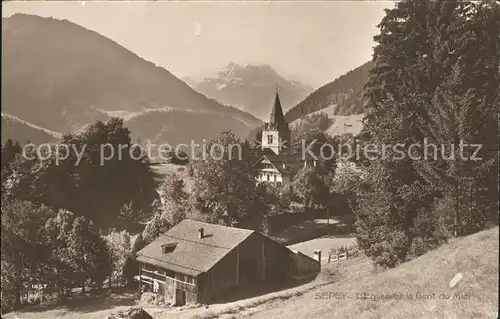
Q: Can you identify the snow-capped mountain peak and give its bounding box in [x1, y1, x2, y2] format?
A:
[195, 62, 313, 120]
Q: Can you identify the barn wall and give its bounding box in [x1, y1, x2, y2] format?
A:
[138, 263, 199, 305]
[287, 251, 321, 278]
[257, 234, 290, 280]
[205, 233, 291, 302]
[162, 276, 198, 305]
[206, 248, 238, 301]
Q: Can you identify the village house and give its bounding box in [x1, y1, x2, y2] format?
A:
[135, 219, 320, 305]
[255, 89, 316, 191]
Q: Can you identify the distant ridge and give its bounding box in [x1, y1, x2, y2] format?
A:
[285, 61, 373, 122]
[1, 113, 59, 144]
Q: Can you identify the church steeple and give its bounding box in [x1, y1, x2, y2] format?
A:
[262, 86, 291, 155]
[269, 86, 286, 128]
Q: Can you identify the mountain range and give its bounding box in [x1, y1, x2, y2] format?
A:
[2, 13, 372, 149]
[194, 62, 313, 121]
[1, 14, 261, 147]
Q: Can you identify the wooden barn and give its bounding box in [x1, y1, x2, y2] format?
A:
[136, 219, 320, 305]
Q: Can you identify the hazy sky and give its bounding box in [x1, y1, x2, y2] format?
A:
[3, 1, 394, 88]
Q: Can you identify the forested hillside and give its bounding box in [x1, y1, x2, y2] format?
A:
[284, 61, 373, 122]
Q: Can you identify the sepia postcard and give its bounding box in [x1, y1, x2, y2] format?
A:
[1, 1, 498, 318]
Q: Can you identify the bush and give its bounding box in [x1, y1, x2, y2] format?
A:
[279, 191, 292, 209]
[1, 261, 17, 314]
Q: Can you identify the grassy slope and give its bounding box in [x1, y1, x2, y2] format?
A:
[150, 163, 194, 192]
[290, 104, 364, 137]
[1, 114, 61, 144]
[248, 227, 499, 319]
[5, 228, 497, 319]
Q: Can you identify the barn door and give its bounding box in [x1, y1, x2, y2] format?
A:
[175, 289, 186, 306]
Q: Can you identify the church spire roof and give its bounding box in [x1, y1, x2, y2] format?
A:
[269, 85, 286, 127]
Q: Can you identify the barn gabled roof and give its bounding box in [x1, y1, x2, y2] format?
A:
[136, 219, 254, 276]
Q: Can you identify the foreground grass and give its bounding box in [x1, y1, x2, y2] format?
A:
[3, 287, 137, 319]
[248, 227, 499, 319]
[9, 227, 496, 319]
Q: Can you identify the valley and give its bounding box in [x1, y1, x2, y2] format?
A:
[2, 2, 498, 319]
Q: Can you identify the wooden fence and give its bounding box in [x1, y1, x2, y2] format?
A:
[328, 245, 349, 262]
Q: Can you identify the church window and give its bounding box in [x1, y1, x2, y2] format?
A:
[267, 135, 274, 144]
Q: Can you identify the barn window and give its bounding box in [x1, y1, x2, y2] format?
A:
[161, 242, 177, 253]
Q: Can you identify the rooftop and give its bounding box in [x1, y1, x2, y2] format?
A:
[136, 219, 255, 276]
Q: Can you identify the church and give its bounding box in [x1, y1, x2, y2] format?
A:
[254, 90, 316, 191]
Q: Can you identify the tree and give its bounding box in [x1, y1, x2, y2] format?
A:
[358, 0, 461, 268]
[1, 261, 18, 313]
[250, 182, 281, 233]
[40, 209, 77, 298]
[64, 216, 111, 292]
[358, 0, 499, 268]
[331, 164, 364, 213]
[142, 212, 172, 245]
[291, 128, 337, 180]
[119, 201, 138, 223]
[293, 167, 329, 209]
[1, 199, 56, 307]
[40, 210, 111, 297]
[3, 118, 159, 229]
[417, 64, 498, 236]
[415, 1, 500, 236]
[105, 229, 132, 287]
[190, 131, 261, 226]
[160, 172, 188, 205]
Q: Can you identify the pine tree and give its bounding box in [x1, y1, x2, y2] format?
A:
[417, 0, 500, 235]
[357, 0, 482, 268]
